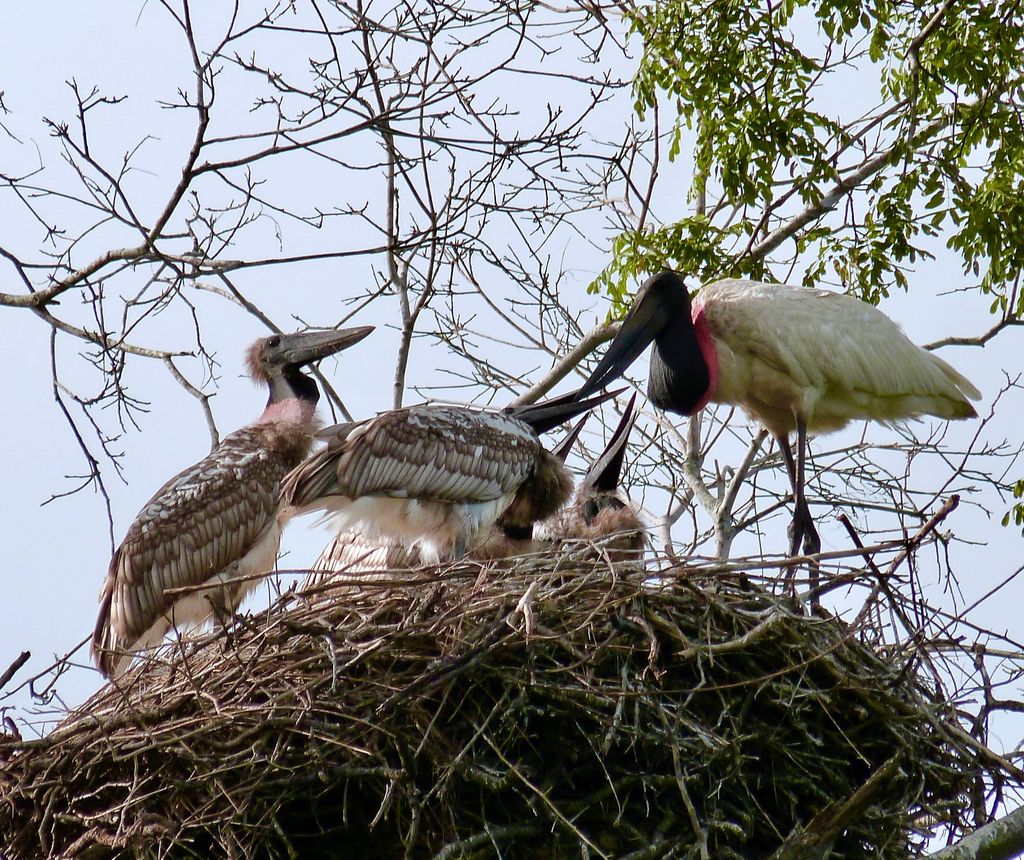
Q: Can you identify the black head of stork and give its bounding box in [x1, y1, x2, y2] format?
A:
[578, 269, 983, 574]
[247, 326, 375, 407]
[579, 394, 645, 555]
[578, 271, 710, 416]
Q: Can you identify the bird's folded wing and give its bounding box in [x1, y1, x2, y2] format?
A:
[703, 280, 978, 401]
[285, 405, 540, 509]
[96, 427, 286, 648]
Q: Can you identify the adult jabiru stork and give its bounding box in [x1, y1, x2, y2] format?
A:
[282, 389, 618, 566]
[578, 272, 980, 557]
[92, 326, 373, 678]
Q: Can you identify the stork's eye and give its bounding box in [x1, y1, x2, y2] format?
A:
[267, 335, 281, 348]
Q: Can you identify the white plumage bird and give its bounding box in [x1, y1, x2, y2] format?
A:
[92, 326, 373, 678]
[579, 272, 981, 555]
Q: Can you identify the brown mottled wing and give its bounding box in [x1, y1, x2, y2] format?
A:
[305, 531, 419, 588]
[93, 425, 297, 673]
[285, 406, 540, 509]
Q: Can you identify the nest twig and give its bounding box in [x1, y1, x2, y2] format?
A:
[0, 556, 1006, 859]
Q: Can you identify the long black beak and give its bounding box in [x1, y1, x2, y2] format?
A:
[551, 415, 588, 462]
[510, 386, 624, 436]
[577, 272, 680, 398]
[582, 393, 637, 492]
[279, 326, 375, 367]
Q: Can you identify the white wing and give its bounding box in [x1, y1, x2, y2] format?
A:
[699, 279, 980, 433]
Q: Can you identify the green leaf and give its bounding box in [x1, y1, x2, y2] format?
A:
[601, 0, 1024, 314]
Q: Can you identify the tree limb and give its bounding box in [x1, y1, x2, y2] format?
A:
[929, 804, 1024, 860]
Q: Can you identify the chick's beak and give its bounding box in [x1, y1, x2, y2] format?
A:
[582, 393, 637, 492]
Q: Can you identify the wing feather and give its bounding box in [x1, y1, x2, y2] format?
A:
[305, 530, 419, 588]
[285, 405, 540, 511]
[701, 279, 980, 427]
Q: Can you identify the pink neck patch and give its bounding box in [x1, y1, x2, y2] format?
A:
[691, 299, 719, 412]
[257, 398, 316, 426]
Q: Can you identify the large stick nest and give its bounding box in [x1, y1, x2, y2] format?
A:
[0, 558, 995, 858]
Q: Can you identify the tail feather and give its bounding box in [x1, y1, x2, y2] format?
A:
[92, 553, 123, 679]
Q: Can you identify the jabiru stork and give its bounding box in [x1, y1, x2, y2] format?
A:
[301, 397, 644, 585]
[281, 389, 618, 566]
[577, 272, 980, 557]
[91, 326, 373, 678]
[302, 413, 590, 583]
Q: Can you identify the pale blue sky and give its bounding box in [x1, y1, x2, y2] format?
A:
[1, 1, 1021, 787]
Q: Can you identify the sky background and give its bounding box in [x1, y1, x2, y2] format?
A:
[1, 0, 1021, 794]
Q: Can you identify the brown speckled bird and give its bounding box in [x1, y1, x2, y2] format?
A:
[282, 390, 615, 568]
[301, 396, 645, 587]
[91, 326, 373, 678]
[301, 414, 589, 585]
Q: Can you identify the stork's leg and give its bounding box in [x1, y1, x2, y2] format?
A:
[777, 428, 821, 603]
[777, 435, 801, 597]
[793, 418, 821, 559]
[774, 435, 801, 557]
[790, 419, 822, 608]
[776, 433, 797, 486]
[777, 430, 821, 558]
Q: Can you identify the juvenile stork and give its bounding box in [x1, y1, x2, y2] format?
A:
[92, 326, 373, 678]
[302, 416, 591, 583]
[578, 272, 980, 556]
[282, 390, 616, 566]
[546, 394, 646, 562]
[301, 399, 645, 586]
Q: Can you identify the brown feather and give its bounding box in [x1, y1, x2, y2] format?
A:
[92, 421, 314, 677]
[285, 406, 544, 510]
[498, 449, 573, 531]
[551, 495, 647, 563]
